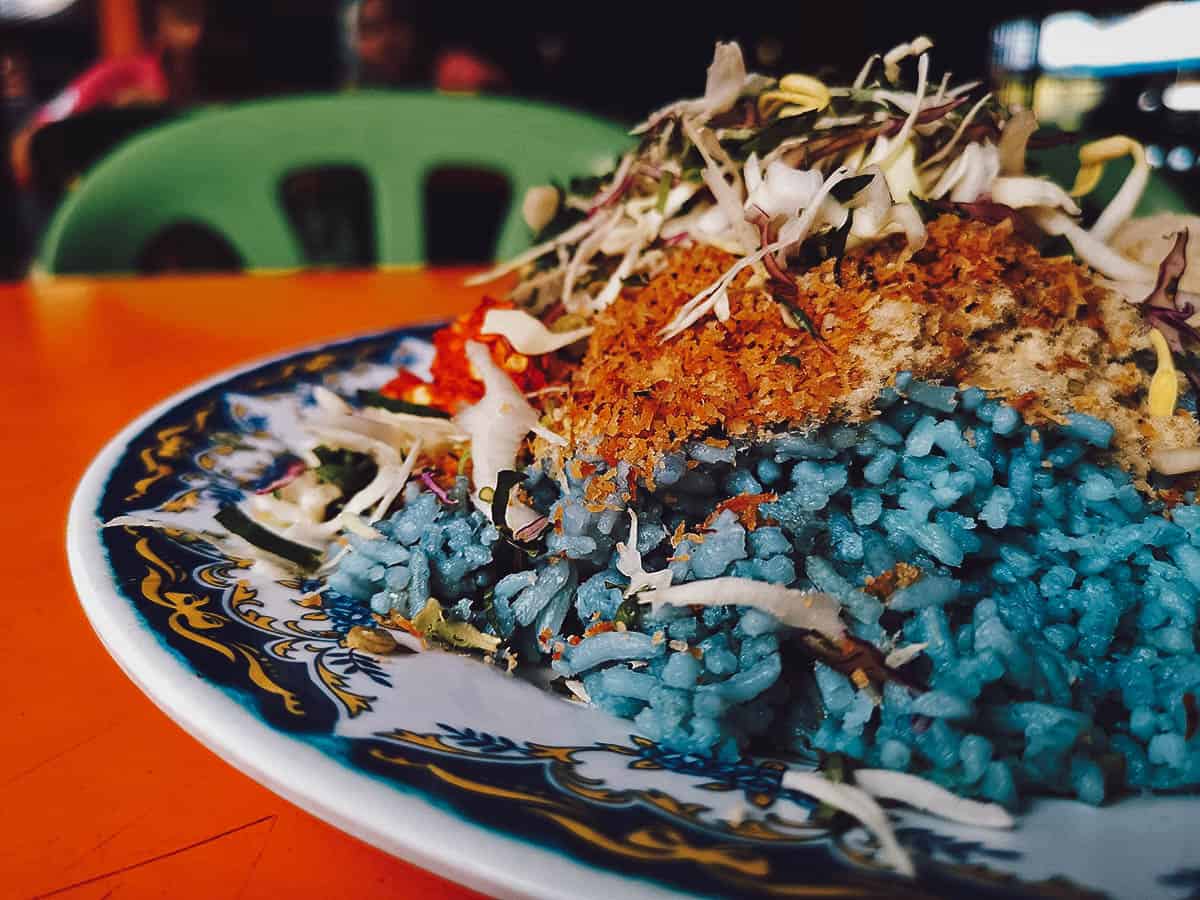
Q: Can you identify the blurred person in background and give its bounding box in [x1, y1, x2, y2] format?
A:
[9, 0, 205, 188]
[351, 0, 423, 87]
[347, 0, 507, 93]
[0, 47, 35, 277]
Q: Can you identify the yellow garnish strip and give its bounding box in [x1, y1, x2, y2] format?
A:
[1148, 328, 1179, 417]
[1070, 135, 1145, 197]
[758, 73, 831, 118]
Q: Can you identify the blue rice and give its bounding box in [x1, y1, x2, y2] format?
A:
[330, 374, 1200, 807]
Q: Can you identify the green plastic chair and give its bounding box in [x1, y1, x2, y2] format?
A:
[35, 91, 634, 275]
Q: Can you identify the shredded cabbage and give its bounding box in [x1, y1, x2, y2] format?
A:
[639, 577, 845, 641]
[615, 510, 673, 597]
[853, 769, 1014, 828]
[454, 341, 552, 530]
[1072, 136, 1150, 242]
[480, 308, 593, 354]
[1032, 210, 1152, 283]
[988, 176, 1080, 214]
[781, 770, 915, 877]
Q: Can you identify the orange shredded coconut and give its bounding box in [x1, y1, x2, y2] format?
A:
[703, 492, 779, 531]
[863, 561, 923, 599]
[584, 620, 617, 638]
[558, 217, 1117, 473]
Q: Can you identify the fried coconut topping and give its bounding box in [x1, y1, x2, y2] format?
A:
[555, 217, 1197, 477]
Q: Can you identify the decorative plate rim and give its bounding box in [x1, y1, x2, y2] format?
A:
[66, 326, 691, 900]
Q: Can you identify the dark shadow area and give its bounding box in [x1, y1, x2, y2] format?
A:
[280, 164, 376, 268]
[423, 165, 510, 265]
[31, 104, 175, 195]
[136, 221, 242, 273]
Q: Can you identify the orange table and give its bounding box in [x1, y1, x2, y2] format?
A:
[1, 270, 492, 900]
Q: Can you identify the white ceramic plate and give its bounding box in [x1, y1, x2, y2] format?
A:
[68, 326, 1200, 900]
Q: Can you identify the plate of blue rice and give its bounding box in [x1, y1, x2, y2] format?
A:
[70, 37, 1200, 900]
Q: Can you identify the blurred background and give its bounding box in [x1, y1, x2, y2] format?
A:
[2, 0, 1199, 279]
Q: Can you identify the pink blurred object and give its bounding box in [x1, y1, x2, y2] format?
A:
[435, 49, 508, 93]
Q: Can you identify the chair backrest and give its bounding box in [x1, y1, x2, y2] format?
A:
[36, 91, 634, 275]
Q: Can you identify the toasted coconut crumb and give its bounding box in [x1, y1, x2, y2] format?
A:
[864, 562, 923, 599]
[556, 216, 1199, 478]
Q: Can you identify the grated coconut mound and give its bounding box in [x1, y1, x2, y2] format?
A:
[556, 216, 1199, 478]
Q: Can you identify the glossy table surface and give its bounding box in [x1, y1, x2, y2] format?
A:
[2, 269, 492, 899]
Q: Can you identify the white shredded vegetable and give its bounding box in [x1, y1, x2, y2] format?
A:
[1032, 210, 1153, 283]
[683, 117, 757, 253]
[465, 215, 599, 286]
[846, 169, 926, 252]
[639, 577, 845, 641]
[370, 439, 423, 523]
[919, 92, 992, 171]
[454, 341, 551, 530]
[853, 769, 1015, 829]
[659, 167, 853, 339]
[1084, 137, 1150, 242]
[874, 53, 929, 173]
[632, 41, 754, 133]
[781, 770, 915, 877]
[883, 642, 927, 669]
[996, 109, 1038, 176]
[744, 160, 823, 220]
[480, 308, 593, 354]
[615, 510, 673, 597]
[562, 209, 621, 311]
[882, 35, 933, 84]
[988, 176, 1080, 215]
[357, 407, 466, 447]
[563, 679, 592, 704]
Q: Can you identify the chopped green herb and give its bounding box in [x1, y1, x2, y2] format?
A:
[827, 211, 854, 280]
[734, 109, 819, 157]
[820, 752, 848, 783]
[781, 300, 820, 339]
[215, 505, 322, 571]
[655, 174, 672, 213]
[313, 445, 378, 499]
[357, 389, 451, 419]
[829, 174, 875, 204]
[614, 596, 643, 631]
[411, 598, 501, 653]
[812, 802, 843, 826]
[622, 272, 651, 288]
[778, 355, 804, 367]
[807, 211, 854, 266]
[908, 191, 940, 224]
[778, 299, 836, 357]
